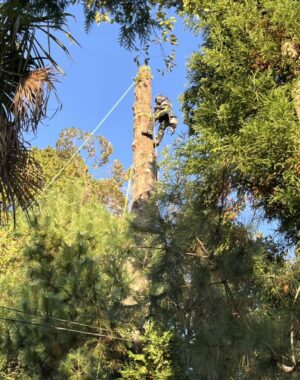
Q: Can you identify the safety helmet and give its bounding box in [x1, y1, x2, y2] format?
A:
[155, 95, 169, 104]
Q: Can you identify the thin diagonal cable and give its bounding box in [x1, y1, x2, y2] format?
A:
[0, 305, 112, 333]
[0, 316, 135, 342]
[40, 81, 135, 196]
[0, 305, 150, 342]
[121, 166, 133, 231]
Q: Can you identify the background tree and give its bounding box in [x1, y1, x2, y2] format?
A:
[36, 127, 127, 214]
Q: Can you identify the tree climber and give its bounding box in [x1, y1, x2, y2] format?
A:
[153, 95, 178, 147]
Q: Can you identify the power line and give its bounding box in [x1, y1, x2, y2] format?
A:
[0, 305, 150, 342]
[0, 305, 113, 334]
[0, 316, 136, 342]
[123, 245, 165, 250]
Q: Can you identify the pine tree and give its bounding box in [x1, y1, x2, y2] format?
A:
[0, 134, 174, 379]
[0, 183, 132, 379]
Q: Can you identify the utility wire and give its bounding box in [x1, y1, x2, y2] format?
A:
[0, 305, 151, 342]
[34, 81, 135, 200]
[0, 316, 136, 342]
[123, 245, 165, 250]
[0, 305, 113, 334]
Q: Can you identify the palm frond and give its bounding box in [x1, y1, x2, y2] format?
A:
[0, 118, 43, 223]
[0, 1, 74, 221]
[13, 67, 58, 132]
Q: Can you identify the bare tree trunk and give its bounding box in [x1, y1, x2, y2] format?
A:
[122, 67, 156, 306]
[131, 66, 156, 217]
[293, 79, 300, 122]
[281, 41, 300, 121]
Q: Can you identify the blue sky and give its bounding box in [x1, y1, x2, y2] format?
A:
[30, 5, 200, 171]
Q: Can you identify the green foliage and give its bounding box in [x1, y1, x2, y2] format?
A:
[182, 0, 300, 243]
[0, 0, 73, 220]
[0, 183, 131, 379]
[3, 1, 300, 379]
[0, 0, 180, 219]
[121, 322, 173, 380]
[81, 0, 180, 70]
[0, 131, 176, 379]
[139, 142, 300, 379]
[59, 341, 112, 379]
[82, 0, 180, 47]
[150, 0, 300, 377]
[0, 129, 142, 378]
[33, 128, 126, 214]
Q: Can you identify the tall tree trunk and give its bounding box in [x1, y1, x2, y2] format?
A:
[122, 66, 156, 306]
[131, 66, 156, 218]
[281, 41, 300, 121]
[293, 79, 300, 122]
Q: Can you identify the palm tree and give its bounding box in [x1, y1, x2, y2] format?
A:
[0, 0, 71, 221]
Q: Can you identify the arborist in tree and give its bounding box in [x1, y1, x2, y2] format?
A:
[153, 95, 178, 147]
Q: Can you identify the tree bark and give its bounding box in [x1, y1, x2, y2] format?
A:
[281, 41, 300, 121]
[293, 79, 300, 122]
[131, 66, 156, 217]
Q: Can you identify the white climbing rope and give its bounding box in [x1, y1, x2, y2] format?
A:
[43, 81, 135, 194]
